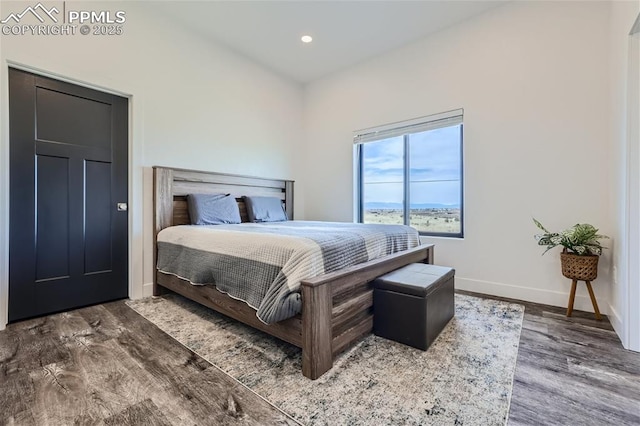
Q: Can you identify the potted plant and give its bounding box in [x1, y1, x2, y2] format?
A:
[533, 218, 609, 319]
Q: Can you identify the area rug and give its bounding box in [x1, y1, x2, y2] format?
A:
[126, 293, 524, 426]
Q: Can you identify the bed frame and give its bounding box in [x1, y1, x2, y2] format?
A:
[153, 166, 434, 380]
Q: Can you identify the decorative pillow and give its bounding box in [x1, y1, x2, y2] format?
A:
[188, 193, 241, 225]
[243, 196, 288, 222]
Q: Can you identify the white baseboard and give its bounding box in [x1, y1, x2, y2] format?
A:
[142, 282, 154, 298]
[607, 303, 626, 346]
[456, 277, 609, 315]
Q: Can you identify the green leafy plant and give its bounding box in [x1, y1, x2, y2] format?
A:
[533, 218, 609, 256]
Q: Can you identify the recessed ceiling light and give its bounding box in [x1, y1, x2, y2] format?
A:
[301, 35, 313, 43]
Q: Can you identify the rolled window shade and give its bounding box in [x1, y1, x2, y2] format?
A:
[353, 108, 463, 144]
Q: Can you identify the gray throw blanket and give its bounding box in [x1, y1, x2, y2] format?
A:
[157, 221, 420, 324]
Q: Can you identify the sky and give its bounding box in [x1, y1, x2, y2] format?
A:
[361, 125, 461, 208]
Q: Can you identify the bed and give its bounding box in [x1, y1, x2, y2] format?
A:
[153, 166, 434, 379]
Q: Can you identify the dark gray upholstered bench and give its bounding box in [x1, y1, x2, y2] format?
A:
[373, 263, 455, 350]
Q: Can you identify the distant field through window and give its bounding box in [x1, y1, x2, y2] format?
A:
[354, 110, 463, 237]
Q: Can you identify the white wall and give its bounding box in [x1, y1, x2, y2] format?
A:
[304, 1, 613, 313]
[1, 0, 634, 338]
[609, 0, 640, 351]
[0, 1, 304, 328]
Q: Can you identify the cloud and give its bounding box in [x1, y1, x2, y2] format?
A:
[361, 124, 462, 205]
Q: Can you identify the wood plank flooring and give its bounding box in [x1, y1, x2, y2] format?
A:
[459, 291, 640, 426]
[1, 293, 639, 425]
[0, 301, 298, 426]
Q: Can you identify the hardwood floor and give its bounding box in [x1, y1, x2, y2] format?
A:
[1, 293, 639, 425]
[0, 301, 298, 426]
[459, 291, 640, 426]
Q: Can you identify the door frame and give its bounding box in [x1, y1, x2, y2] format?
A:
[0, 60, 141, 329]
[628, 30, 640, 352]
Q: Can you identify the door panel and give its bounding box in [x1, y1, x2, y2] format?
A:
[35, 86, 112, 148]
[9, 68, 128, 322]
[85, 160, 113, 274]
[35, 155, 71, 282]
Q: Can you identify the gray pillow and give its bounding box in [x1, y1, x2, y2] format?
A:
[188, 193, 241, 225]
[243, 196, 287, 222]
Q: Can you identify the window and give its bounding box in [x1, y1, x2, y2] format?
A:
[354, 110, 463, 237]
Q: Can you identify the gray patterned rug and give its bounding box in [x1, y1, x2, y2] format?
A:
[127, 293, 524, 426]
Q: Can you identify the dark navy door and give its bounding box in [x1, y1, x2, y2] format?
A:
[9, 68, 128, 321]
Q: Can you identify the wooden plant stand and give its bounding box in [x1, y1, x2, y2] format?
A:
[561, 251, 602, 320]
[566, 279, 602, 320]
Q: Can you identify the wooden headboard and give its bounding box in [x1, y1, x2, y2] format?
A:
[153, 166, 294, 238]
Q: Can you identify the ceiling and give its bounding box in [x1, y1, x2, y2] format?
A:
[157, 1, 506, 83]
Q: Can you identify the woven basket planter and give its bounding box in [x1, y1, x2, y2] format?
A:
[560, 251, 599, 281]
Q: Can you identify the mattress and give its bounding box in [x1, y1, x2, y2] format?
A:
[156, 220, 420, 324]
